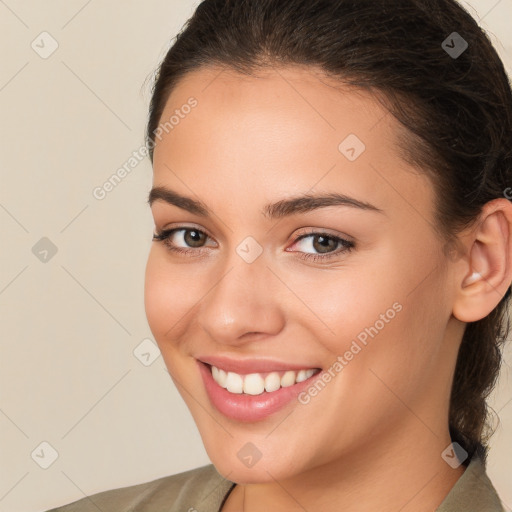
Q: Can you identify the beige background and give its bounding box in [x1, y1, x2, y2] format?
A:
[0, 1, 511, 511]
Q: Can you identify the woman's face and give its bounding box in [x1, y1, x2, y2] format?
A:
[145, 65, 463, 482]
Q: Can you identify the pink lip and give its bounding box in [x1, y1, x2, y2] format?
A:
[197, 360, 322, 422]
[197, 355, 320, 375]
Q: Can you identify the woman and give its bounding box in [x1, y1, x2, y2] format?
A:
[47, 0, 512, 510]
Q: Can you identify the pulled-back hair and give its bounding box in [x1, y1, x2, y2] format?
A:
[145, 0, 512, 465]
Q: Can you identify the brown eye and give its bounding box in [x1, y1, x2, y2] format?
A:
[184, 229, 207, 247]
[312, 234, 338, 254]
[289, 231, 355, 262]
[152, 227, 214, 256]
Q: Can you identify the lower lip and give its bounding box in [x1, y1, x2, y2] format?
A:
[198, 360, 321, 422]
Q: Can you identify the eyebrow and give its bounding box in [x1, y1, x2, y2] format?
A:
[147, 186, 384, 219]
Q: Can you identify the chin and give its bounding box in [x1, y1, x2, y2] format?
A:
[203, 438, 306, 484]
[210, 457, 294, 484]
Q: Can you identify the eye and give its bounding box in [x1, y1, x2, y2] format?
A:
[288, 230, 355, 262]
[152, 226, 214, 256]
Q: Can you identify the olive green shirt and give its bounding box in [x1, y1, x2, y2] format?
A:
[46, 454, 504, 511]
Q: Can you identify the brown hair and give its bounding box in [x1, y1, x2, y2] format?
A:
[145, 0, 512, 465]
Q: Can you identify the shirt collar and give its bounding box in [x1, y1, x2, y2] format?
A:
[436, 454, 504, 511]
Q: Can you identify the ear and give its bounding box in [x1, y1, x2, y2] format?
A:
[452, 198, 512, 323]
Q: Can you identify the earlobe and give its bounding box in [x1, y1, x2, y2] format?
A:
[452, 198, 512, 323]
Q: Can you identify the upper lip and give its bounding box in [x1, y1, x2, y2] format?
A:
[197, 355, 321, 374]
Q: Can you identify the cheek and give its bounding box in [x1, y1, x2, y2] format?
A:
[144, 251, 204, 344]
[278, 258, 405, 352]
[144, 253, 209, 386]
[283, 248, 445, 381]
[321, 274, 449, 418]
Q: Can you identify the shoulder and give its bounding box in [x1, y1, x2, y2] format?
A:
[44, 464, 235, 512]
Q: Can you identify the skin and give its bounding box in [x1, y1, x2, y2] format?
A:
[144, 65, 512, 512]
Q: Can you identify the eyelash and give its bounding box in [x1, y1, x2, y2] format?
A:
[152, 227, 355, 262]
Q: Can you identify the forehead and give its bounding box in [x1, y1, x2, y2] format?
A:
[154, 65, 393, 174]
[160, 64, 388, 133]
[151, 65, 436, 229]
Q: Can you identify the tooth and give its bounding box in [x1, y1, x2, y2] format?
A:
[211, 365, 228, 388]
[225, 371, 243, 393]
[264, 372, 281, 392]
[243, 373, 265, 395]
[296, 369, 308, 383]
[304, 369, 316, 379]
[217, 367, 227, 388]
[281, 370, 296, 387]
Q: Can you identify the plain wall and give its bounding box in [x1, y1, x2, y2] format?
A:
[0, 1, 510, 511]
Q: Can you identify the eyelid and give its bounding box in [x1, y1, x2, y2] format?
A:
[154, 222, 216, 242]
[292, 226, 355, 243]
[153, 226, 217, 248]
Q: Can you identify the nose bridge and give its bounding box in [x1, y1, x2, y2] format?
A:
[199, 244, 284, 343]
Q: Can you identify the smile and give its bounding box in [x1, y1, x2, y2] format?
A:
[197, 359, 323, 422]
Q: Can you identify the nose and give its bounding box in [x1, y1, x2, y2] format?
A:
[198, 250, 286, 346]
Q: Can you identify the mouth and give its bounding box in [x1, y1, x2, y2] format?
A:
[196, 358, 323, 422]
